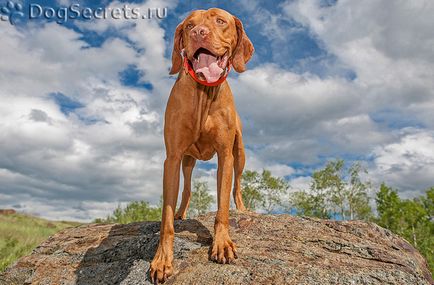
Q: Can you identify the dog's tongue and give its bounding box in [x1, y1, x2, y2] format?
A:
[192, 53, 224, 83]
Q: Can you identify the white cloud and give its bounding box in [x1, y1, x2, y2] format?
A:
[242, 148, 295, 177]
[0, 8, 172, 221]
[370, 129, 434, 197]
[56, 0, 73, 5]
[75, 0, 178, 108]
[282, 0, 434, 113]
[288, 176, 312, 193]
[0, 23, 138, 100]
[230, 64, 387, 164]
[230, 0, 434, 195]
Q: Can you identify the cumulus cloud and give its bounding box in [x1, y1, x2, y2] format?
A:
[370, 129, 434, 197]
[230, 63, 390, 165]
[231, 0, 434, 194]
[0, 6, 172, 221]
[75, 0, 178, 105]
[282, 0, 434, 114]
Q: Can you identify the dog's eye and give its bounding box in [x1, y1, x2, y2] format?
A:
[186, 23, 194, 29]
[216, 18, 226, 25]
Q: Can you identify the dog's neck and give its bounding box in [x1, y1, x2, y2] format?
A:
[196, 84, 221, 101]
[193, 80, 222, 136]
[178, 71, 226, 138]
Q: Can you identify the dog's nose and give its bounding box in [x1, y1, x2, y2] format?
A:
[191, 25, 209, 40]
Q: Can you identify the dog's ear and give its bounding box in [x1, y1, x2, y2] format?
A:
[169, 21, 184, 75]
[232, 16, 254, 73]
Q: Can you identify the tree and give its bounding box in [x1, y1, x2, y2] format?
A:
[188, 180, 214, 217]
[241, 170, 264, 211]
[347, 163, 372, 220]
[260, 170, 289, 213]
[290, 190, 329, 218]
[416, 188, 434, 276]
[375, 185, 434, 276]
[98, 201, 161, 224]
[241, 169, 289, 213]
[375, 183, 402, 232]
[400, 199, 428, 247]
[290, 159, 372, 220]
[422, 187, 434, 219]
[311, 159, 345, 219]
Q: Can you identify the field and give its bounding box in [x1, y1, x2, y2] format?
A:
[0, 213, 80, 272]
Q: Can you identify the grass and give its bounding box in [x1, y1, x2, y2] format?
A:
[0, 213, 80, 272]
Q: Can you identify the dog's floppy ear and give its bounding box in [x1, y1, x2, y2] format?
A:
[169, 21, 185, 75]
[232, 16, 254, 73]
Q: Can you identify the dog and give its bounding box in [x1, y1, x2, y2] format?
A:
[150, 8, 254, 283]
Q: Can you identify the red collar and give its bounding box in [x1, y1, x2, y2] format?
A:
[183, 56, 231, 87]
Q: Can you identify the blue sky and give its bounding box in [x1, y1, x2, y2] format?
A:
[1, 0, 434, 221]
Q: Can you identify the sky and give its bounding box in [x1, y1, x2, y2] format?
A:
[0, 0, 433, 221]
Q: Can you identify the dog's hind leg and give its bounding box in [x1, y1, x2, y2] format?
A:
[175, 155, 196, 220]
[232, 129, 247, 212]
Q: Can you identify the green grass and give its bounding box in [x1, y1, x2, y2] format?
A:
[0, 213, 81, 272]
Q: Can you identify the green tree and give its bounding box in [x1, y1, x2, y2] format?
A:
[311, 159, 345, 219]
[347, 163, 372, 220]
[260, 170, 289, 213]
[422, 187, 434, 218]
[290, 191, 329, 218]
[99, 200, 162, 224]
[241, 170, 264, 211]
[290, 159, 372, 220]
[375, 185, 434, 276]
[400, 199, 427, 247]
[417, 189, 434, 275]
[375, 183, 402, 232]
[241, 170, 289, 213]
[188, 180, 215, 217]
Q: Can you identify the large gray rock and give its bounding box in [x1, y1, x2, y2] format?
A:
[1, 212, 432, 284]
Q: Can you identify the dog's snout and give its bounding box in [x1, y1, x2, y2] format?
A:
[191, 25, 210, 40]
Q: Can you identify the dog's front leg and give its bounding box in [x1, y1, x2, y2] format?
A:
[210, 149, 238, 264]
[150, 153, 182, 283]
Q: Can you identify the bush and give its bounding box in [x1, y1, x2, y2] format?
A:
[97, 201, 161, 224]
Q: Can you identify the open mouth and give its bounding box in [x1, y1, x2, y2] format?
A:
[191, 48, 229, 83]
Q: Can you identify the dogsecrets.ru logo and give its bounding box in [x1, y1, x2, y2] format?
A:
[0, 1, 24, 25]
[0, 1, 167, 25]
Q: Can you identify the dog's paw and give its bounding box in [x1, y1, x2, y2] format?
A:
[150, 247, 174, 284]
[174, 212, 187, 220]
[235, 205, 248, 213]
[209, 234, 238, 264]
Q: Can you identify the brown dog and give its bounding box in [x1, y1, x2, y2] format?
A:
[150, 8, 254, 283]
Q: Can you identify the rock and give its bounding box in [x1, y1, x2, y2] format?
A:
[1, 212, 432, 285]
[0, 209, 16, 215]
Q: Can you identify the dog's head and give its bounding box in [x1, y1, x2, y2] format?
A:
[170, 8, 254, 83]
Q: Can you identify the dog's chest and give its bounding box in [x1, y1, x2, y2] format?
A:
[185, 116, 218, 161]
